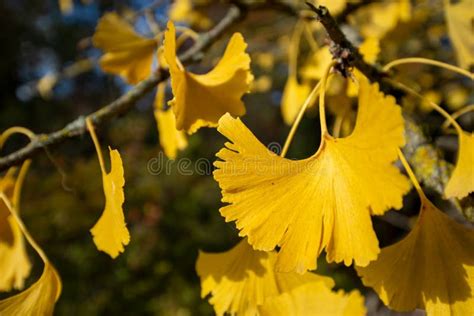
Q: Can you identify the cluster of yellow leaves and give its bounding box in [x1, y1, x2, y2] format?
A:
[350, 0, 411, 39]
[214, 78, 410, 273]
[56, 5, 474, 316]
[196, 239, 365, 316]
[0, 170, 61, 315]
[93, 15, 252, 157]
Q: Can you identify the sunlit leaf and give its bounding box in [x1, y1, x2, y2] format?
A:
[93, 12, 157, 84]
[359, 37, 380, 64]
[164, 21, 253, 133]
[445, 131, 474, 199]
[281, 76, 311, 125]
[301, 46, 333, 81]
[196, 239, 334, 316]
[169, 0, 212, 29]
[259, 282, 366, 316]
[352, 0, 411, 39]
[445, 0, 474, 69]
[87, 120, 130, 258]
[310, 0, 347, 15]
[0, 195, 62, 316]
[214, 77, 409, 273]
[356, 197, 474, 315]
[59, 0, 73, 14]
[0, 172, 31, 292]
[154, 82, 188, 159]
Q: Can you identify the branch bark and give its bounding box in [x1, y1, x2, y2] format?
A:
[0, 6, 243, 172]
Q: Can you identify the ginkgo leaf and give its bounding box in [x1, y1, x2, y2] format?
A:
[164, 21, 253, 133]
[169, 0, 212, 29]
[59, 0, 73, 14]
[0, 172, 31, 292]
[356, 198, 474, 315]
[93, 12, 157, 84]
[87, 120, 130, 258]
[445, 131, 474, 199]
[359, 37, 380, 64]
[445, 0, 474, 69]
[214, 77, 409, 273]
[0, 217, 31, 292]
[196, 239, 334, 316]
[281, 76, 311, 125]
[154, 83, 188, 159]
[259, 282, 366, 316]
[301, 46, 333, 81]
[311, 0, 346, 15]
[0, 194, 62, 316]
[352, 0, 411, 39]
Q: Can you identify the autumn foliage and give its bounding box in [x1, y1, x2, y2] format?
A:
[0, 0, 473, 315]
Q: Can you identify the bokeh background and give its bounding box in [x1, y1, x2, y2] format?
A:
[0, 0, 472, 315]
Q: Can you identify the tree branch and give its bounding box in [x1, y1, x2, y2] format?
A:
[306, 3, 451, 198]
[0, 5, 243, 172]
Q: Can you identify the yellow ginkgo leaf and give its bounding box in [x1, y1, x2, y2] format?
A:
[214, 77, 409, 273]
[0, 194, 62, 316]
[87, 119, 130, 258]
[196, 239, 334, 316]
[445, 0, 474, 69]
[356, 197, 474, 315]
[311, 0, 347, 16]
[0, 171, 31, 292]
[154, 83, 188, 159]
[301, 46, 333, 81]
[259, 282, 366, 316]
[359, 37, 380, 64]
[59, 0, 73, 14]
[164, 21, 253, 133]
[353, 0, 411, 39]
[93, 12, 157, 84]
[169, 0, 212, 29]
[445, 131, 474, 199]
[281, 76, 311, 125]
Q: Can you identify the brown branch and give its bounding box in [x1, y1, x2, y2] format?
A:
[0, 5, 243, 172]
[306, 3, 451, 198]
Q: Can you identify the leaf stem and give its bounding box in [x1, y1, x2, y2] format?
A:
[383, 57, 473, 80]
[0, 192, 50, 263]
[86, 118, 106, 174]
[442, 104, 474, 130]
[319, 61, 336, 136]
[281, 81, 321, 157]
[397, 149, 427, 202]
[12, 160, 31, 210]
[0, 127, 35, 149]
[388, 79, 464, 135]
